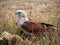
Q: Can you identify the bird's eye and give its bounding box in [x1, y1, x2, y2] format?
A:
[18, 12, 21, 13]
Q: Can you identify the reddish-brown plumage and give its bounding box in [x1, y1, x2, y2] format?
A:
[21, 20, 50, 33]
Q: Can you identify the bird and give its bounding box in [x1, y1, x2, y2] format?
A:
[16, 10, 57, 34]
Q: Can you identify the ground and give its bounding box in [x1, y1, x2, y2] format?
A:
[0, 0, 60, 45]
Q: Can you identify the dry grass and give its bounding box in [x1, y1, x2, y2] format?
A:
[0, 0, 60, 45]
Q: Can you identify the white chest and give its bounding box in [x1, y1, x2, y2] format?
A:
[17, 18, 28, 25]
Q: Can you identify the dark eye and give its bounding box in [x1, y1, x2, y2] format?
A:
[18, 12, 21, 13]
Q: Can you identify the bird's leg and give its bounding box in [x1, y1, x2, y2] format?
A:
[20, 28, 32, 40]
[21, 28, 31, 35]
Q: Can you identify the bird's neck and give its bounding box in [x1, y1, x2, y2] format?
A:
[17, 17, 29, 25]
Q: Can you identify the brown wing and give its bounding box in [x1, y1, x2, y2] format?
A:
[21, 20, 45, 33]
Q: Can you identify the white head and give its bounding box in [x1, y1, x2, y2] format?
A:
[16, 10, 29, 25]
[16, 10, 27, 18]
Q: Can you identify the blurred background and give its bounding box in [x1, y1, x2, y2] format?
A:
[0, 0, 60, 45]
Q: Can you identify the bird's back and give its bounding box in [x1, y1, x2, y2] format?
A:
[21, 20, 43, 33]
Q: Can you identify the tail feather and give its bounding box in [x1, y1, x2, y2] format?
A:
[41, 23, 54, 27]
[41, 23, 57, 30]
